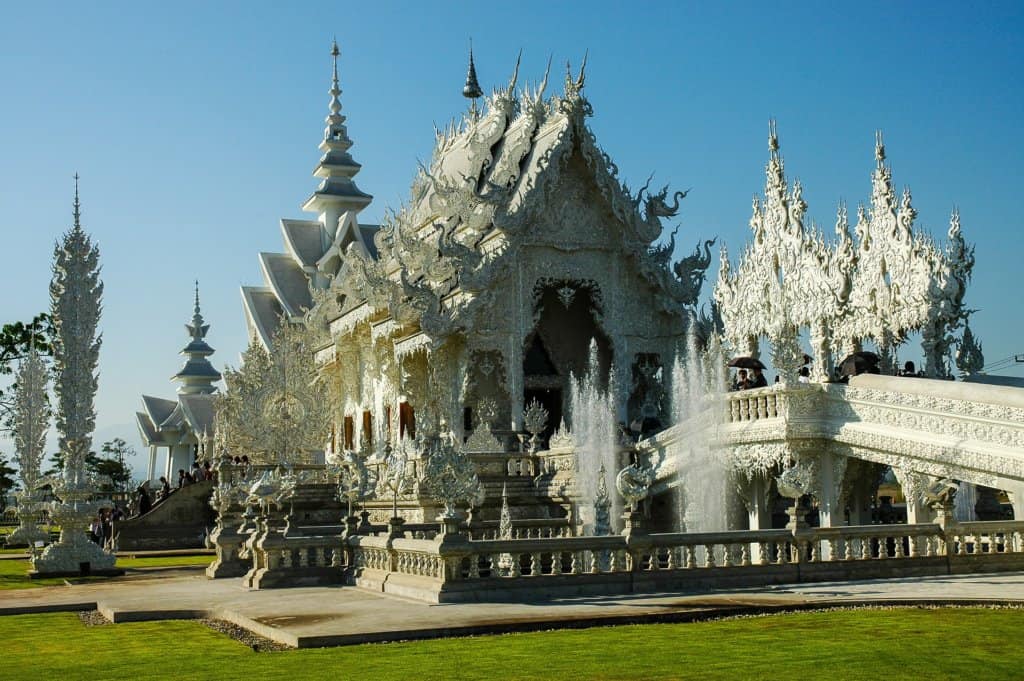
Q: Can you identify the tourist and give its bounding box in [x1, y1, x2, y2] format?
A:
[137, 481, 152, 515]
[732, 369, 749, 391]
[158, 476, 172, 500]
[191, 461, 205, 482]
[203, 461, 214, 482]
[901, 361, 917, 377]
[799, 366, 811, 383]
[100, 509, 113, 548]
[177, 468, 189, 488]
[751, 367, 769, 388]
[89, 515, 102, 544]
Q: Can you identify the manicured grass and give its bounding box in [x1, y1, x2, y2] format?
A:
[0, 553, 212, 589]
[0, 608, 1020, 680]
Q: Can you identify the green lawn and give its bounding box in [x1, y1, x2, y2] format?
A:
[0, 608, 1020, 680]
[0, 553, 212, 589]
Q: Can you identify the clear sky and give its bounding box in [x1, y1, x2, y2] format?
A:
[1, 1, 1022, 475]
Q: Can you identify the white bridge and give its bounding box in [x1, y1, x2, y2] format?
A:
[643, 374, 1024, 526]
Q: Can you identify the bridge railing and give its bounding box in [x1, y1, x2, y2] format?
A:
[725, 387, 787, 423]
[344, 520, 1024, 602]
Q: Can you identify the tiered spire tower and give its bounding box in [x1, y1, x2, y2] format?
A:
[301, 40, 372, 241]
[173, 281, 221, 395]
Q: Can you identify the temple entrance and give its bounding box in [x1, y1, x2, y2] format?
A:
[525, 280, 613, 440]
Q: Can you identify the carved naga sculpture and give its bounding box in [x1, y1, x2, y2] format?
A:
[673, 237, 717, 303]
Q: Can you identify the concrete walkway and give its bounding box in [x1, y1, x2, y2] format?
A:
[1, 570, 1022, 648]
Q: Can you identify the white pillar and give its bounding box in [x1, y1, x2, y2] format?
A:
[746, 474, 771, 563]
[147, 445, 157, 483]
[815, 453, 845, 560]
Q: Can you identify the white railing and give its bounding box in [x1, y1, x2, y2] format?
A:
[726, 387, 786, 423]
[346, 520, 1024, 601]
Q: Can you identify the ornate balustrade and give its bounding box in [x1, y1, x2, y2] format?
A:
[243, 531, 345, 589]
[725, 387, 786, 424]
[344, 520, 1024, 603]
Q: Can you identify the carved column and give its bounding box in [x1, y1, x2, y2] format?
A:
[815, 452, 847, 528]
[892, 468, 933, 524]
[739, 473, 772, 563]
[1005, 484, 1024, 521]
[810, 320, 833, 382]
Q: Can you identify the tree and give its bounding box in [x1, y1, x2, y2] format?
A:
[91, 438, 134, 494]
[0, 313, 54, 426]
[0, 454, 17, 512]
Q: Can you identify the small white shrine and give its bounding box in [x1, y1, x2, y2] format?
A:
[136, 284, 221, 482]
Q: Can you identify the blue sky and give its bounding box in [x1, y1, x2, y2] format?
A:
[1, 1, 1022, 473]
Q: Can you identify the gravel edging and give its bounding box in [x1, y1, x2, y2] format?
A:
[78, 610, 110, 626]
[200, 618, 292, 652]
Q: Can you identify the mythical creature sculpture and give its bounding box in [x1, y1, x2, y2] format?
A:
[673, 238, 717, 304]
[775, 460, 817, 500]
[635, 180, 689, 236]
[615, 463, 655, 509]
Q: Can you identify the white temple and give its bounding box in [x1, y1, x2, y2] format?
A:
[201, 44, 1024, 602]
[240, 43, 715, 461]
[137, 283, 221, 482]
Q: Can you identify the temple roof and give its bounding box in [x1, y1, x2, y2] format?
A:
[136, 411, 159, 446]
[141, 395, 177, 429]
[179, 393, 215, 436]
[259, 251, 314, 318]
[280, 219, 324, 270]
[241, 285, 284, 349]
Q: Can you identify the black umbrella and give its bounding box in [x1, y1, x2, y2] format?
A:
[839, 351, 880, 377]
[728, 356, 766, 370]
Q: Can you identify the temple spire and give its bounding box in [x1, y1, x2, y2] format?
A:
[462, 40, 483, 100]
[174, 282, 221, 395]
[302, 40, 373, 240]
[72, 173, 82, 231]
[463, 40, 483, 120]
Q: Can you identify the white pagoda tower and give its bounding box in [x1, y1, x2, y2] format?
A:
[241, 40, 377, 347]
[136, 284, 221, 483]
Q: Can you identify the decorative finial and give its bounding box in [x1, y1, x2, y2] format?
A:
[194, 279, 201, 315]
[507, 49, 522, 93]
[875, 130, 885, 163]
[331, 38, 340, 86]
[462, 39, 483, 100]
[538, 54, 553, 95]
[576, 49, 588, 90]
[768, 119, 779, 152]
[72, 173, 81, 229]
[321, 39, 349, 145]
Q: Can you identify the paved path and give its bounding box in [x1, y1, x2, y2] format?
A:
[1, 570, 1022, 648]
